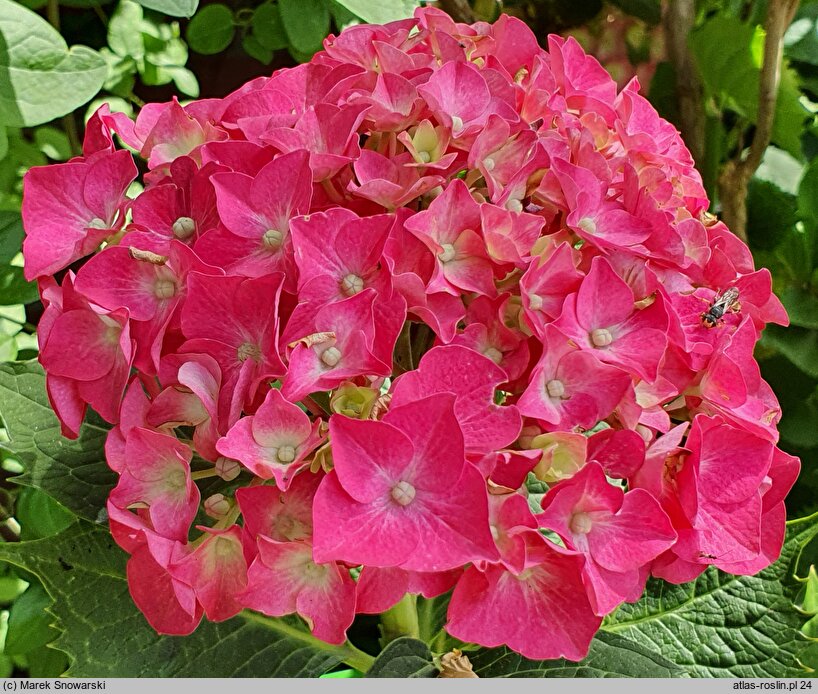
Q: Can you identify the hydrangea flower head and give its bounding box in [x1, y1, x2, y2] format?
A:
[22, 6, 797, 662]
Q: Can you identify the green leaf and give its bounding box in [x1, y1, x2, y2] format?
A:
[4, 582, 54, 656]
[27, 645, 68, 677]
[647, 62, 680, 125]
[779, 286, 818, 330]
[167, 66, 199, 98]
[775, 226, 817, 285]
[132, 0, 198, 18]
[251, 3, 289, 52]
[242, 35, 273, 65]
[774, 64, 808, 159]
[0, 0, 107, 128]
[799, 157, 818, 226]
[186, 4, 235, 55]
[327, 0, 360, 29]
[785, 4, 818, 66]
[333, 0, 419, 24]
[779, 389, 818, 448]
[0, 211, 23, 265]
[33, 127, 71, 162]
[366, 637, 436, 678]
[16, 487, 75, 541]
[0, 361, 115, 522]
[690, 17, 807, 159]
[756, 146, 805, 196]
[0, 521, 367, 676]
[467, 631, 684, 677]
[279, 0, 330, 55]
[601, 516, 818, 677]
[746, 178, 798, 252]
[107, 0, 146, 61]
[762, 324, 818, 379]
[0, 265, 38, 305]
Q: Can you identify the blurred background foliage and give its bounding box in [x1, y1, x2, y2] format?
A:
[1, 0, 818, 676]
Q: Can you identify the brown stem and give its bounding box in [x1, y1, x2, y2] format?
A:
[717, 0, 800, 242]
[663, 0, 705, 166]
[46, 0, 60, 29]
[45, 0, 82, 157]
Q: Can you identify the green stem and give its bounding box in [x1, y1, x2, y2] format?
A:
[240, 611, 375, 673]
[191, 468, 219, 480]
[380, 593, 419, 645]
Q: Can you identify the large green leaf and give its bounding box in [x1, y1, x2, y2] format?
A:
[0, 265, 37, 305]
[785, 4, 818, 67]
[0, 0, 106, 128]
[601, 516, 818, 677]
[0, 361, 115, 522]
[799, 157, 818, 230]
[747, 178, 798, 252]
[0, 521, 370, 676]
[333, 0, 419, 24]
[762, 324, 818, 379]
[251, 3, 288, 52]
[279, 0, 330, 54]
[690, 16, 807, 159]
[467, 632, 684, 677]
[132, 0, 198, 18]
[0, 212, 23, 265]
[3, 582, 55, 656]
[779, 286, 818, 331]
[186, 4, 235, 55]
[367, 638, 437, 678]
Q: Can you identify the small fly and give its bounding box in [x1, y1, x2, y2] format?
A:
[701, 287, 740, 328]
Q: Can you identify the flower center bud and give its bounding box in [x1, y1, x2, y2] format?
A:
[390, 480, 416, 506]
[483, 157, 495, 171]
[577, 217, 597, 235]
[321, 346, 342, 367]
[505, 198, 523, 213]
[341, 273, 364, 296]
[417, 150, 432, 163]
[451, 115, 463, 132]
[438, 243, 456, 263]
[263, 229, 283, 251]
[153, 279, 176, 299]
[590, 328, 614, 347]
[528, 293, 543, 311]
[303, 561, 326, 581]
[276, 445, 296, 463]
[545, 379, 566, 399]
[215, 456, 241, 481]
[483, 347, 503, 364]
[237, 342, 261, 362]
[204, 493, 231, 520]
[172, 216, 196, 240]
[87, 217, 107, 229]
[569, 511, 593, 535]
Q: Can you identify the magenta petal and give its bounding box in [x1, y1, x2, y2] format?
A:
[390, 345, 522, 454]
[172, 526, 247, 622]
[240, 537, 356, 645]
[127, 541, 201, 636]
[446, 540, 600, 661]
[329, 416, 414, 503]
